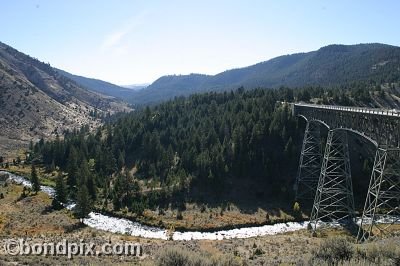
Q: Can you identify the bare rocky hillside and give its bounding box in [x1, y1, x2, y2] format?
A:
[0, 42, 131, 158]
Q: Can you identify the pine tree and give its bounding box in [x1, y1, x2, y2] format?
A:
[31, 164, 40, 193]
[55, 172, 67, 204]
[112, 171, 138, 210]
[74, 159, 93, 222]
[117, 150, 125, 170]
[29, 140, 34, 151]
[50, 159, 56, 172]
[87, 176, 97, 201]
[67, 146, 78, 191]
[75, 183, 92, 223]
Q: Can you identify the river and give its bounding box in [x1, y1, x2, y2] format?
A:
[1, 170, 310, 240]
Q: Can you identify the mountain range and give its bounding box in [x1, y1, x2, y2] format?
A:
[1, 41, 400, 156]
[45, 43, 400, 106]
[128, 43, 400, 105]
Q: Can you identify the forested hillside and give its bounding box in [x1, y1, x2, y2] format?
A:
[28, 84, 393, 222]
[32, 88, 301, 213]
[130, 43, 400, 105]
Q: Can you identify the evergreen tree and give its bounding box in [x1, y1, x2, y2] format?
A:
[74, 158, 93, 222]
[117, 150, 125, 170]
[112, 171, 138, 210]
[54, 172, 67, 204]
[29, 140, 34, 152]
[31, 164, 40, 193]
[75, 183, 92, 223]
[87, 175, 97, 201]
[67, 146, 78, 191]
[50, 159, 56, 172]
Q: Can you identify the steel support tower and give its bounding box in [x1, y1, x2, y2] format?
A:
[310, 130, 355, 231]
[357, 147, 400, 241]
[294, 121, 323, 202]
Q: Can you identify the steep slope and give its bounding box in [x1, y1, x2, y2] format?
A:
[56, 68, 137, 99]
[131, 43, 400, 105]
[0, 41, 131, 157]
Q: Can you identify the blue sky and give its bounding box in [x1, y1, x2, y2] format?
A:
[1, 0, 399, 85]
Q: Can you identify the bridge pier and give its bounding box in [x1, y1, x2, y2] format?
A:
[310, 130, 355, 231]
[294, 121, 323, 202]
[357, 147, 400, 242]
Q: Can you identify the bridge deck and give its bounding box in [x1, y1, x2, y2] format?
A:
[294, 103, 400, 117]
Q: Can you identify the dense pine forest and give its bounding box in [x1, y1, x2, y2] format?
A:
[28, 83, 398, 218]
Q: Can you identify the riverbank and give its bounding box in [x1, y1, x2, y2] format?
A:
[2, 164, 309, 231]
[0, 171, 324, 265]
[1, 170, 311, 240]
[2, 170, 399, 265]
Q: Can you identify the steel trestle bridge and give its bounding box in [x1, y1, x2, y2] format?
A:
[292, 103, 400, 242]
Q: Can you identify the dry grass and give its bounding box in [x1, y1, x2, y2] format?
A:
[0, 180, 323, 265]
[0, 183, 72, 237]
[310, 236, 400, 266]
[1, 181, 399, 265]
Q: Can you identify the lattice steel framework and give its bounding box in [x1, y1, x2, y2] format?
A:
[310, 129, 355, 231]
[294, 121, 323, 201]
[292, 103, 400, 239]
[357, 147, 400, 241]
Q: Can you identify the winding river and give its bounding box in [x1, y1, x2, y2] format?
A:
[1, 171, 310, 240]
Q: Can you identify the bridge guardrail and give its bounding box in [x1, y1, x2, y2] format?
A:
[294, 103, 400, 117]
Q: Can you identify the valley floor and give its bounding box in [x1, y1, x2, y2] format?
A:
[1, 179, 399, 265]
[0, 182, 323, 265]
[3, 165, 304, 232]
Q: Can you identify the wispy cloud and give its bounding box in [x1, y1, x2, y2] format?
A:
[101, 30, 128, 51]
[100, 12, 147, 52]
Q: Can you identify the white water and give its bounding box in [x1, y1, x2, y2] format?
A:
[1, 171, 313, 240]
[1, 171, 56, 196]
